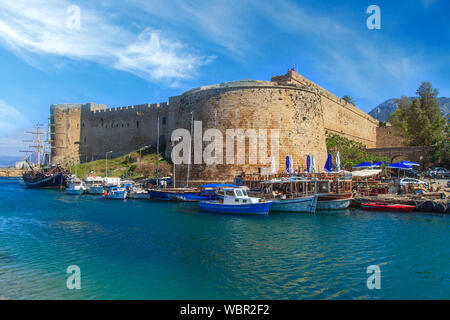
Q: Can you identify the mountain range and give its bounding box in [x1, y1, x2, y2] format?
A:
[368, 97, 450, 122]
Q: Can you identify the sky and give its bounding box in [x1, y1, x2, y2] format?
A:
[0, 0, 449, 160]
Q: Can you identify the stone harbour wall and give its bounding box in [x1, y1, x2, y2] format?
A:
[50, 71, 388, 181]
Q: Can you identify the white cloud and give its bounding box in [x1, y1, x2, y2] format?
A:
[129, 0, 257, 55]
[0, 100, 29, 135]
[0, 0, 212, 83]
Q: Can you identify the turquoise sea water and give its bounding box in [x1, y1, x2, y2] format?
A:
[0, 177, 449, 299]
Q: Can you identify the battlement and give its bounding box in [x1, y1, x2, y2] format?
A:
[91, 102, 169, 114]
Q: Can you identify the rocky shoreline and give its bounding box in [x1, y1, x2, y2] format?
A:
[0, 168, 23, 177]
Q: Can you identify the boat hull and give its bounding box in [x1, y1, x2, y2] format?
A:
[361, 203, 416, 212]
[128, 193, 149, 200]
[270, 195, 318, 213]
[317, 198, 352, 210]
[87, 185, 104, 194]
[198, 201, 272, 215]
[22, 172, 66, 189]
[148, 190, 172, 200]
[66, 188, 84, 195]
[105, 192, 127, 200]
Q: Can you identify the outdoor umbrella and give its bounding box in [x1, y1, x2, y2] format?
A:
[311, 155, 316, 173]
[372, 161, 390, 167]
[388, 162, 412, 178]
[285, 155, 290, 174]
[271, 156, 276, 174]
[306, 155, 311, 173]
[398, 160, 420, 167]
[335, 151, 341, 173]
[324, 153, 333, 172]
[289, 155, 293, 174]
[353, 162, 375, 169]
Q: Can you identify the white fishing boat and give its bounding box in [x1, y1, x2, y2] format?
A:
[104, 186, 127, 200]
[84, 175, 104, 194]
[66, 177, 87, 195]
[127, 187, 149, 199]
[122, 181, 149, 199]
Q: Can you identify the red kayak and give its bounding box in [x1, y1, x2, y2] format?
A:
[361, 202, 416, 212]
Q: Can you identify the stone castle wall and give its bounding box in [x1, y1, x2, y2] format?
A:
[50, 71, 389, 181]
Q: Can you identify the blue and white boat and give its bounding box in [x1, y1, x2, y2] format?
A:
[84, 175, 104, 194]
[104, 186, 127, 200]
[198, 187, 272, 215]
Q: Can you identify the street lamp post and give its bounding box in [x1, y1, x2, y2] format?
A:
[105, 151, 112, 177]
[171, 137, 182, 188]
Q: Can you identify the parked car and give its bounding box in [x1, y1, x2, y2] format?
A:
[400, 178, 428, 186]
[426, 167, 450, 178]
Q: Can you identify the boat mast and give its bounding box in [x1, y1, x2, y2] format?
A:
[20, 123, 45, 167]
[156, 115, 160, 186]
[186, 111, 193, 187]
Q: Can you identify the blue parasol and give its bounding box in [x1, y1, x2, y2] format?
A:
[324, 153, 333, 172]
[353, 162, 375, 168]
[285, 155, 290, 173]
[306, 155, 311, 173]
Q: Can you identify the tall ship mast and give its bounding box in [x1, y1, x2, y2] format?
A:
[20, 122, 69, 189]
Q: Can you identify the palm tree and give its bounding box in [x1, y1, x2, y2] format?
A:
[342, 95, 355, 105]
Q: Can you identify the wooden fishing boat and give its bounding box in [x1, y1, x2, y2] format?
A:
[317, 193, 353, 210]
[316, 179, 353, 210]
[246, 179, 318, 213]
[361, 202, 416, 212]
[148, 187, 199, 200]
[270, 194, 318, 213]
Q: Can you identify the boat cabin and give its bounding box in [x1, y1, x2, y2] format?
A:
[222, 187, 261, 205]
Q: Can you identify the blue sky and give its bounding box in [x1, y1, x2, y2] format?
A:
[0, 0, 449, 159]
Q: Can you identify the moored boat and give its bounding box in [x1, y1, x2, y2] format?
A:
[84, 175, 104, 194]
[104, 186, 128, 200]
[198, 187, 272, 215]
[22, 164, 68, 189]
[317, 193, 353, 210]
[361, 202, 416, 212]
[173, 184, 236, 202]
[123, 181, 149, 199]
[66, 177, 87, 195]
[148, 187, 199, 201]
[270, 194, 318, 213]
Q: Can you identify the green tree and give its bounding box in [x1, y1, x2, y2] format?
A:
[326, 133, 388, 170]
[388, 82, 448, 162]
[342, 95, 355, 105]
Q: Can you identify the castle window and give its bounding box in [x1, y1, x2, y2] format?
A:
[162, 117, 166, 125]
[82, 123, 85, 128]
[84, 137, 86, 143]
[122, 123, 124, 127]
[127, 123, 129, 127]
[137, 120, 139, 128]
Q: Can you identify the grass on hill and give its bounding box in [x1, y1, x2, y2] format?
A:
[69, 147, 172, 180]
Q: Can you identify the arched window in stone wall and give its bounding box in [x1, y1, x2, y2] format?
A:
[162, 117, 166, 125]
[137, 120, 139, 128]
